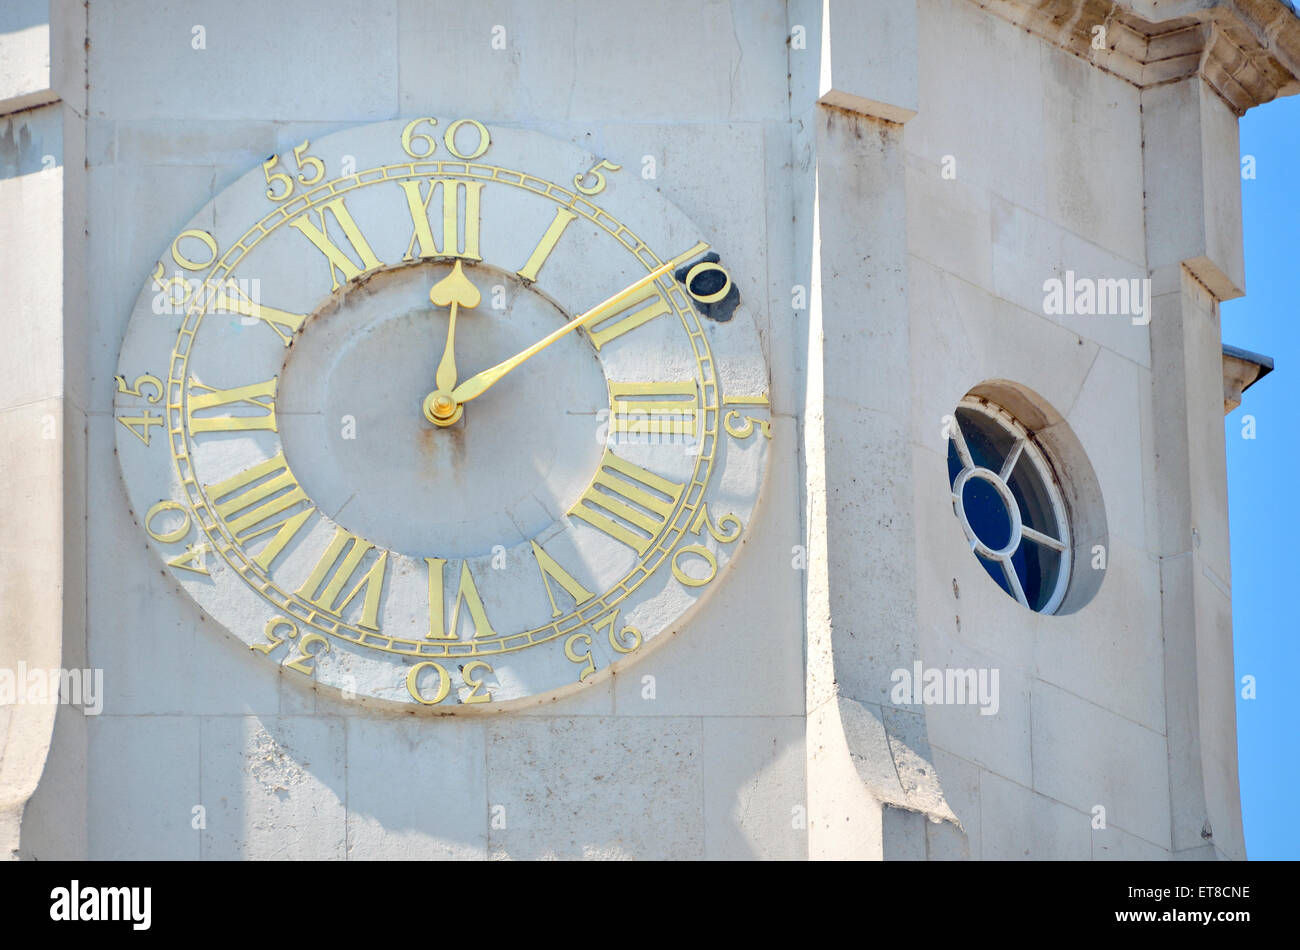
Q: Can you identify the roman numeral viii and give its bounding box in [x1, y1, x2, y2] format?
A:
[296, 527, 389, 631]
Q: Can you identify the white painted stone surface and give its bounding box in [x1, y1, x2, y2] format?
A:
[979, 770, 1092, 861]
[200, 715, 347, 860]
[485, 716, 703, 860]
[87, 716, 200, 860]
[2, 0, 1283, 860]
[345, 717, 488, 859]
[0, 3, 50, 111]
[1030, 681, 1172, 850]
[701, 716, 807, 860]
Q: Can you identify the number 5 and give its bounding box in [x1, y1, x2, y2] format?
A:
[115, 373, 163, 403]
[292, 140, 325, 186]
[263, 154, 294, 201]
[574, 159, 622, 196]
[722, 395, 772, 441]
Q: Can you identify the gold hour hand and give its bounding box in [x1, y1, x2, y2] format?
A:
[423, 261, 480, 427]
[449, 241, 709, 407]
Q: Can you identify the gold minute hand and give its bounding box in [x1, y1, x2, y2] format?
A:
[448, 241, 709, 406]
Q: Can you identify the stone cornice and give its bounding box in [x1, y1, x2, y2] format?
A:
[973, 0, 1300, 113]
[1222, 343, 1274, 412]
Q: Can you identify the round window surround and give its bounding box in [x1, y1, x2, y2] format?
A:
[946, 382, 1106, 615]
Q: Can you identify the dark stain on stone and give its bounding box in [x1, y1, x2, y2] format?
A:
[0, 118, 37, 178]
[446, 418, 467, 469]
[674, 250, 740, 322]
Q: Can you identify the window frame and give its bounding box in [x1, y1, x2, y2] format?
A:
[948, 396, 1072, 614]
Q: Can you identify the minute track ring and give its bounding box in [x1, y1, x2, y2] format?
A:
[167, 162, 720, 657]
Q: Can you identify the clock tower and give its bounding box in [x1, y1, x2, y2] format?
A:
[2, 0, 1294, 860]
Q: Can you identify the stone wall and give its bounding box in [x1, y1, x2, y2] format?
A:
[4, 0, 1294, 860]
[71, 0, 805, 861]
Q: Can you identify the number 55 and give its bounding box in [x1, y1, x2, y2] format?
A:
[263, 140, 326, 201]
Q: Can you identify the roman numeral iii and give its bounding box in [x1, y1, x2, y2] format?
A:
[609, 380, 698, 436]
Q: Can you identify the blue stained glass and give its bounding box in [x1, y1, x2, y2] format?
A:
[949, 410, 1057, 610]
[961, 477, 1013, 550]
[976, 553, 1013, 598]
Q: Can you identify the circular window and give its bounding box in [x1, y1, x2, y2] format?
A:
[947, 396, 1073, 613]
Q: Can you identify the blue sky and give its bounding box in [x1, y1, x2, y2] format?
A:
[1222, 93, 1299, 860]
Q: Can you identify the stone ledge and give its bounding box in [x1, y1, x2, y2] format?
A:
[1222, 343, 1274, 412]
[973, 0, 1300, 113]
[0, 88, 59, 118]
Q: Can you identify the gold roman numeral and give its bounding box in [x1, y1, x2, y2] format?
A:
[516, 207, 577, 282]
[569, 450, 684, 555]
[167, 544, 210, 576]
[585, 280, 673, 350]
[186, 376, 278, 433]
[296, 527, 388, 631]
[204, 452, 316, 573]
[529, 540, 595, 617]
[425, 557, 498, 640]
[288, 195, 384, 292]
[208, 281, 307, 347]
[399, 178, 485, 262]
[609, 380, 698, 436]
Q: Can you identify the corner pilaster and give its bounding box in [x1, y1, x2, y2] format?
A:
[793, 0, 956, 860]
[0, 0, 88, 860]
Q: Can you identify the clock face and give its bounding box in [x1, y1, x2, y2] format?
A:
[113, 118, 771, 709]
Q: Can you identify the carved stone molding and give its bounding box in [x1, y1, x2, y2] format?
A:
[1222, 343, 1274, 413]
[973, 0, 1300, 113]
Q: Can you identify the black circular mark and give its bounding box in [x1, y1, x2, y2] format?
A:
[674, 251, 741, 322]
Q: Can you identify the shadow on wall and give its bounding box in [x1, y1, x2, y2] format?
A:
[75, 618, 808, 860]
[0, 110, 61, 180]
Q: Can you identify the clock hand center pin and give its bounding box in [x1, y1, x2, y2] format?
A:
[423, 260, 481, 428]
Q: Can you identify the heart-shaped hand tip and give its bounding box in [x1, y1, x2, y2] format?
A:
[429, 260, 481, 310]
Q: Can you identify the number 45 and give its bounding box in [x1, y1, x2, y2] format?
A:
[114, 373, 165, 446]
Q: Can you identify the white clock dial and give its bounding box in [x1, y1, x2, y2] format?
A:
[113, 118, 772, 709]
